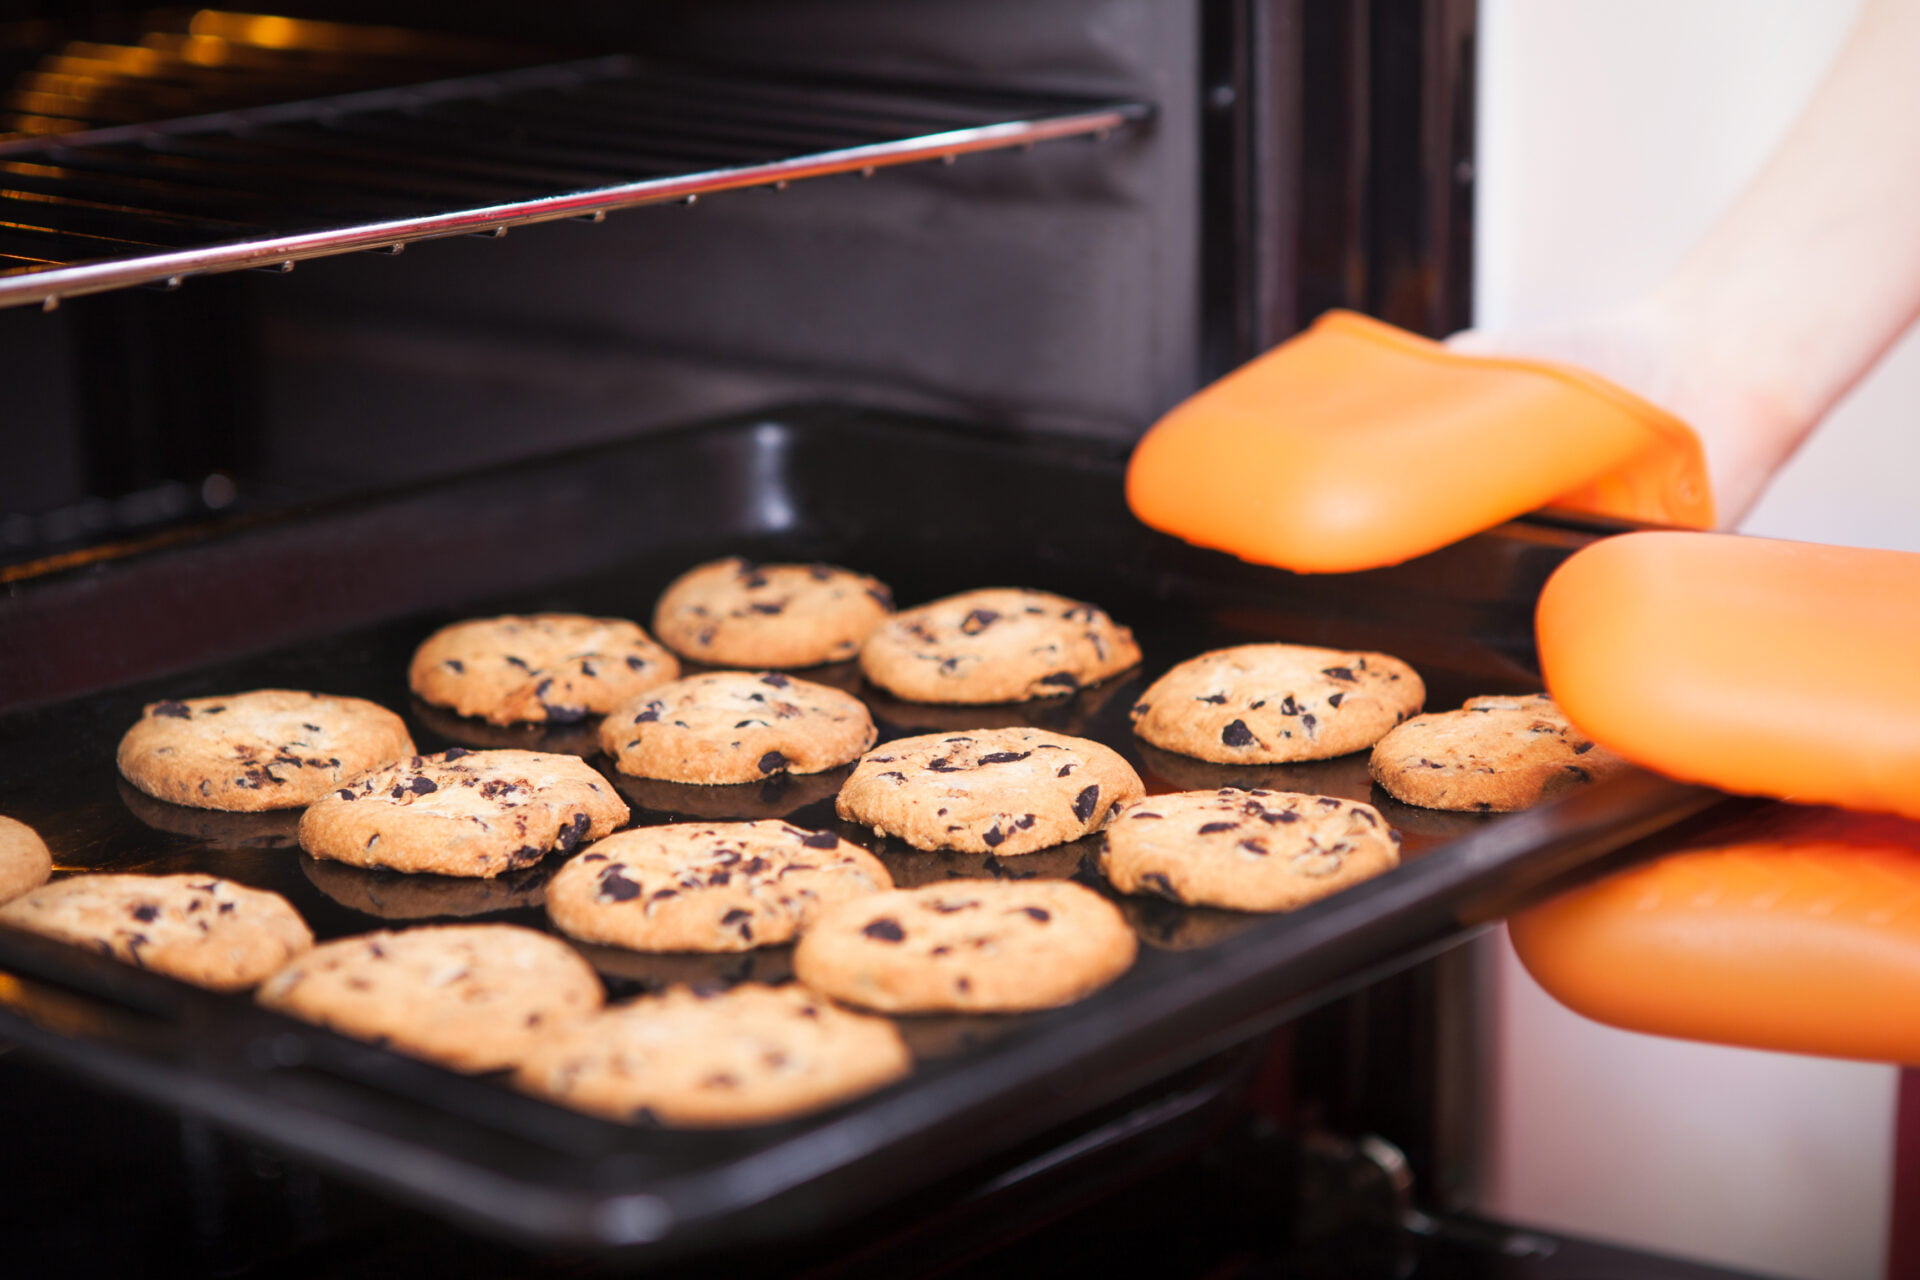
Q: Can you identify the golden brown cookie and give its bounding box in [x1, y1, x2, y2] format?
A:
[255, 923, 603, 1072]
[651, 557, 894, 668]
[0, 873, 312, 992]
[514, 983, 910, 1126]
[0, 814, 53, 904]
[297, 748, 627, 878]
[116, 690, 416, 812]
[599, 671, 876, 785]
[1100, 788, 1399, 911]
[794, 880, 1137, 1013]
[836, 727, 1144, 855]
[408, 614, 679, 726]
[858, 588, 1141, 704]
[1368, 693, 1629, 812]
[545, 820, 892, 952]
[1129, 644, 1424, 763]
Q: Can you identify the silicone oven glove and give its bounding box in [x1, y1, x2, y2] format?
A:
[1126, 310, 1714, 573]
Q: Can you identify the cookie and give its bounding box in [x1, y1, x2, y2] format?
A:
[0, 815, 53, 904]
[514, 983, 910, 1127]
[116, 689, 416, 812]
[1129, 644, 1424, 763]
[858, 588, 1141, 704]
[1368, 693, 1629, 812]
[255, 923, 603, 1073]
[599, 671, 876, 785]
[793, 879, 1137, 1013]
[298, 748, 628, 879]
[546, 820, 892, 952]
[652, 557, 894, 668]
[0, 873, 312, 992]
[408, 614, 679, 726]
[1100, 788, 1400, 912]
[835, 727, 1144, 856]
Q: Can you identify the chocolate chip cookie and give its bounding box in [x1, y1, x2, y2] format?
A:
[255, 923, 603, 1072]
[514, 983, 910, 1126]
[0, 873, 312, 991]
[0, 814, 52, 904]
[298, 748, 628, 878]
[793, 880, 1137, 1013]
[599, 671, 876, 785]
[1369, 693, 1628, 811]
[859, 588, 1141, 704]
[116, 690, 416, 812]
[409, 614, 679, 726]
[1129, 644, 1424, 763]
[1100, 788, 1399, 911]
[836, 727, 1145, 855]
[652, 557, 894, 668]
[545, 820, 892, 952]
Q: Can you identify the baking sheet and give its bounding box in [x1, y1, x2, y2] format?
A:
[0, 406, 1722, 1260]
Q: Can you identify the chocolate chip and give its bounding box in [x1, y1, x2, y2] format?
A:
[862, 917, 906, 942]
[1129, 811, 1163, 820]
[1196, 693, 1227, 704]
[1015, 814, 1036, 829]
[800, 830, 839, 849]
[977, 751, 1031, 765]
[405, 776, 437, 795]
[335, 789, 357, 801]
[983, 825, 1006, 847]
[1222, 720, 1256, 747]
[868, 586, 894, 608]
[1072, 784, 1100, 822]
[1265, 810, 1301, 824]
[927, 757, 961, 772]
[758, 750, 789, 774]
[750, 602, 785, 615]
[1238, 839, 1268, 855]
[598, 866, 642, 901]
[880, 770, 906, 783]
[1322, 666, 1356, 681]
[722, 908, 752, 925]
[633, 705, 661, 723]
[1038, 671, 1080, 689]
[152, 701, 190, 719]
[1301, 713, 1318, 732]
[1564, 765, 1591, 781]
[130, 904, 159, 923]
[761, 673, 791, 688]
[625, 655, 649, 672]
[1019, 907, 1051, 923]
[1197, 821, 1237, 834]
[504, 655, 530, 669]
[1574, 741, 1595, 755]
[1140, 872, 1182, 902]
[443, 658, 465, 674]
[1131, 702, 1151, 716]
[556, 811, 591, 852]
[1327, 692, 1345, 708]
[960, 609, 1000, 634]
[1279, 695, 1302, 715]
[1056, 763, 1075, 777]
[508, 844, 543, 867]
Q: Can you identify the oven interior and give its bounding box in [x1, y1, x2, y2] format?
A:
[0, 5, 1758, 1278]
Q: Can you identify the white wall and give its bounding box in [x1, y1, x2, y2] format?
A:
[1473, 2, 1917, 1277]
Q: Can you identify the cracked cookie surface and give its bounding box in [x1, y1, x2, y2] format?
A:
[546, 820, 891, 952]
[409, 614, 679, 726]
[859, 588, 1140, 704]
[1129, 644, 1424, 764]
[836, 727, 1144, 855]
[0, 873, 312, 991]
[298, 749, 627, 878]
[255, 923, 603, 1072]
[600, 671, 876, 785]
[652, 557, 893, 669]
[1101, 788, 1399, 912]
[116, 689, 416, 812]
[1369, 693, 1628, 812]
[515, 982, 910, 1126]
[794, 880, 1136, 1013]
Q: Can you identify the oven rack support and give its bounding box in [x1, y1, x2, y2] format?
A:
[0, 55, 1149, 311]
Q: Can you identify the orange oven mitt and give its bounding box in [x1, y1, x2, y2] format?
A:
[1126, 309, 1714, 573]
[1517, 531, 1920, 1060]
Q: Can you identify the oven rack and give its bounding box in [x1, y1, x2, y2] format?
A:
[0, 55, 1149, 311]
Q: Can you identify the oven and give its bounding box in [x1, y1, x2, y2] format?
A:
[0, 5, 1763, 1277]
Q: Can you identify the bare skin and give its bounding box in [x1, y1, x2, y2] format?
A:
[1449, 0, 1920, 525]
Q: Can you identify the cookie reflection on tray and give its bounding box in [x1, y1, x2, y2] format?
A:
[611, 765, 851, 823]
[875, 837, 1092, 889]
[1134, 742, 1377, 804]
[406, 699, 603, 758]
[861, 672, 1136, 738]
[301, 855, 551, 920]
[570, 940, 796, 994]
[891, 1011, 1035, 1062]
[1116, 894, 1263, 952]
[118, 780, 303, 850]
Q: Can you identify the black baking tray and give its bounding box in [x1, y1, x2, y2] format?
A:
[0, 406, 1725, 1261]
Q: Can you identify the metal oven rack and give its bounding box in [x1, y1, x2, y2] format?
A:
[0, 55, 1148, 311]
